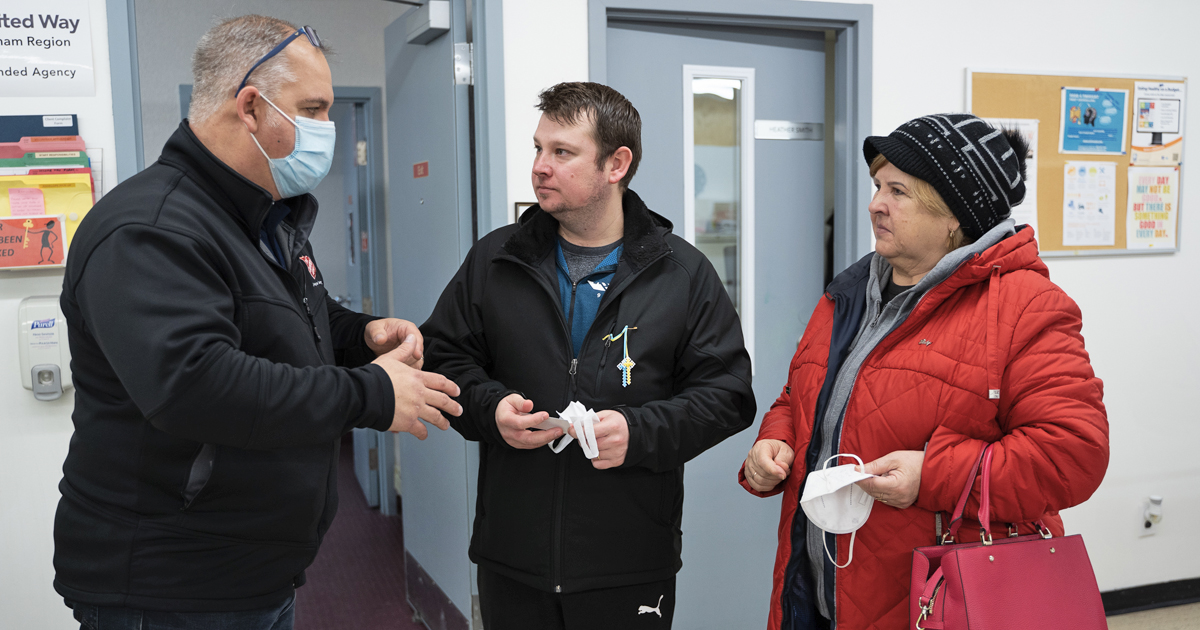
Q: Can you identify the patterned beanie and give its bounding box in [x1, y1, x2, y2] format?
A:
[863, 114, 1029, 241]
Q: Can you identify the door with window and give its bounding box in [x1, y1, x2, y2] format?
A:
[605, 19, 828, 629]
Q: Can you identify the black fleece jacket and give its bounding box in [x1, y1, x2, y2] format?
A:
[421, 190, 756, 593]
[53, 121, 394, 612]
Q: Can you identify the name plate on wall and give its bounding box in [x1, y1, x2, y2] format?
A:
[754, 120, 823, 141]
[0, 0, 96, 97]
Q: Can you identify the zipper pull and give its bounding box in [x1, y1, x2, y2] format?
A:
[300, 296, 320, 342]
[569, 358, 577, 376]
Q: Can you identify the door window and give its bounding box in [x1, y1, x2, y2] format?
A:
[683, 66, 755, 362]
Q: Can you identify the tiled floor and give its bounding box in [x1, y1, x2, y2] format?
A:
[1107, 602, 1200, 630]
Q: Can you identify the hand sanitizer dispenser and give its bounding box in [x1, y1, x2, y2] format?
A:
[18, 296, 72, 401]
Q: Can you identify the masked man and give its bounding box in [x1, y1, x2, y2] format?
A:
[53, 15, 461, 630]
[420, 82, 756, 629]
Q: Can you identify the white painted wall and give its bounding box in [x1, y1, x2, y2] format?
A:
[0, 0, 117, 626]
[502, 0, 588, 212]
[500, 0, 1200, 595]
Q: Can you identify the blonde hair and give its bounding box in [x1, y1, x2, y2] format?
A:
[870, 154, 972, 250]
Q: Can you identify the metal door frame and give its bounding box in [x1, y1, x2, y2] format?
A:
[107, 0, 143, 183]
[587, 0, 873, 272]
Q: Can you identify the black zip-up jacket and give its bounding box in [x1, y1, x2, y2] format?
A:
[421, 190, 756, 593]
[53, 122, 395, 612]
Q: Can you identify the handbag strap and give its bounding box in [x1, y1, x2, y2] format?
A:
[978, 445, 996, 534]
[945, 444, 991, 542]
[946, 444, 1054, 544]
[916, 567, 947, 630]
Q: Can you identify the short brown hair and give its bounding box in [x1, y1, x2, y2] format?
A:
[870, 154, 973, 250]
[537, 82, 642, 191]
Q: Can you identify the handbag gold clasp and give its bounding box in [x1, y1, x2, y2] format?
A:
[980, 527, 993, 546]
[916, 582, 941, 630]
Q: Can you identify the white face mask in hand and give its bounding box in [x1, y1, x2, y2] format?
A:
[800, 453, 877, 568]
[534, 401, 599, 459]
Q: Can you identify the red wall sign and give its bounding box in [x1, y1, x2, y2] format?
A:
[413, 161, 429, 178]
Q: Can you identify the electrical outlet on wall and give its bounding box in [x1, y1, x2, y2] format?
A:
[1139, 495, 1163, 537]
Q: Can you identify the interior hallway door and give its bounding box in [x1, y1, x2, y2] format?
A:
[384, 1, 477, 627]
[605, 20, 828, 629]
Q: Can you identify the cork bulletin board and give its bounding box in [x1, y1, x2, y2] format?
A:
[968, 69, 1187, 256]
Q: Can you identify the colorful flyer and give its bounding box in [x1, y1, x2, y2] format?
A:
[1126, 167, 1179, 249]
[1062, 161, 1116, 246]
[1131, 82, 1186, 166]
[1059, 87, 1128, 155]
[983, 118, 1038, 231]
[0, 215, 66, 269]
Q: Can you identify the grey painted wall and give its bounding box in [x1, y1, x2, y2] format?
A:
[133, 0, 407, 165]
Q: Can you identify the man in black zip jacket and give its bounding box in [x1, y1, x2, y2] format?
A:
[53, 16, 461, 629]
[421, 82, 756, 629]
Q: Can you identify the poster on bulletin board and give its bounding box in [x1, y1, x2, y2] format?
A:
[1126, 167, 1179, 248]
[969, 69, 1186, 256]
[1131, 82, 1186, 166]
[1059, 87, 1128, 155]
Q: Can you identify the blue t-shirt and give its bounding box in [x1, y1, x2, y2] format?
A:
[556, 239, 623, 356]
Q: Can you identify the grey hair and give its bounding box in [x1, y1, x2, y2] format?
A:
[189, 15, 329, 126]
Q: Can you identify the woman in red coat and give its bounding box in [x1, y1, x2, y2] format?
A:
[739, 114, 1109, 630]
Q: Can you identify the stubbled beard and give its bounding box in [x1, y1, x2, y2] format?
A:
[541, 174, 610, 216]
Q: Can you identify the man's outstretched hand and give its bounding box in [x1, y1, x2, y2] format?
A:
[366, 318, 424, 367]
[372, 335, 461, 439]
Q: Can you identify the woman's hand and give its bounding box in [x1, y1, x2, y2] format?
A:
[744, 439, 795, 493]
[855, 450, 924, 509]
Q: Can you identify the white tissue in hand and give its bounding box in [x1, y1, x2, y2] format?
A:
[534, 401, 600, 459]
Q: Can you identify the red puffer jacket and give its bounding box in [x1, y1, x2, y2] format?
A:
[740, 227, 1109, 630]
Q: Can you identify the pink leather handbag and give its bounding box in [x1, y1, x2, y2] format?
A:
[909, 444, 1107, 630]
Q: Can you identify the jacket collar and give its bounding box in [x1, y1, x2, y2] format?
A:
[824, 253, 874, 301]
[499, 189, 672, 273]
[156, 121, 319, 245]
[825, 221, 1046, 302]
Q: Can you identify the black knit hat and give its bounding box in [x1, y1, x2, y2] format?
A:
[863, 114, 1030, 240]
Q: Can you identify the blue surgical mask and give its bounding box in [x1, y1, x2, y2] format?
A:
[248, 95, 336, 199]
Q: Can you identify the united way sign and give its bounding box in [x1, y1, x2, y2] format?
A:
[0, 0, 95, 97]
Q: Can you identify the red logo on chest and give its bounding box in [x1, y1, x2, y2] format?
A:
[299, 255, 317, 279]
